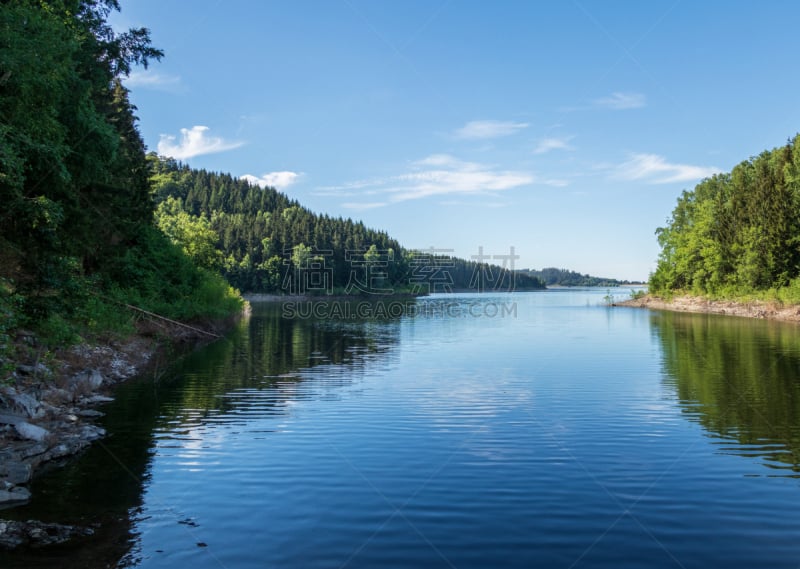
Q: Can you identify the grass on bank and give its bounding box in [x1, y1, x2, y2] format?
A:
[1, 228, 244, 383]
[648, 278, 800, 306]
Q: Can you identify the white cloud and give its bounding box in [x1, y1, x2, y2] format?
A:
[594, 92, 646, 110]
[392, 156, 532, 201]
[312, 179, 390, 197]
[241, 171, 301, 191]
[534, 136, 574, 154]
[341, 201, 388, 210]
[125, 70, 182, 91]
[615, 153, 720, 184]
[157, 126, 243, 160]
[338, 154, 535, 209]
[454, 120, 529, 140]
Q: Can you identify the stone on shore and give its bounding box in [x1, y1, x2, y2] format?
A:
[0, 461, 32, 485]
[0, 485, 31, 506]
[0, 387, 44, 419]
[70, 369, 106, 391]
[0, 519, 94, 549]
[14, 422, 50, 443]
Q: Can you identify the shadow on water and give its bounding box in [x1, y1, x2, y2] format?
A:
[0, 301, 401, 569]
[652, 310, 800, 475]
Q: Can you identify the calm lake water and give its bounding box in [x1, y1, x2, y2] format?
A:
[6, 289, 800, 568]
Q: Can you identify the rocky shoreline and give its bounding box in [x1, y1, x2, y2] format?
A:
[0, 312, 244, 550]
[616, 294, 800, 323]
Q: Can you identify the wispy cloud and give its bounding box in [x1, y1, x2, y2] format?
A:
[454, 120, 529, 140]
[341, 201, 388, 210]
[313, 179, 385, 196]
[241, 171, 301, 191]
[334, 154, 535, 209]
[594, 91, 646, 110]
[534, 136, 575, 154]
[157, 126, 243, 160]
[125, 70, 182, 91]
[392, 156, 533, 202]
[614, 153, 720, 184]
[542, 178, 569, 187]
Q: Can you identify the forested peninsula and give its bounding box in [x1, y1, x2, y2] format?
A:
[625, 134, 800, 320]
[522, 267, 643, 287]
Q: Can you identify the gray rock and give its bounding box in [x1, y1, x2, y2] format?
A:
[38, 443, 80, 463]
[69, 369, 105, 394]
[14, 422, 50, 443]
[0, 461, 31, 485]
[15, 363, 49, 377]
[41, 387, 73, 405]
[19, 442, 48, 459]
[0, 388, 43, 419]
[83, 395, 114, 404]
[76, 409, 105, 418]
[79, 425, 106, 441]
[71, 369, 105, 390]
[0, 518, 94, 549]
[0, 486, 31, 505]
[0, 413, 26, 426]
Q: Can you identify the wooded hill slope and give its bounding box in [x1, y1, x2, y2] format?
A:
[149, 156, 546, 295]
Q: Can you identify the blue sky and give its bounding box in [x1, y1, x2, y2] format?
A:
[112, 1, 800, 281]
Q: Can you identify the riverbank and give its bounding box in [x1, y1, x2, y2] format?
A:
[0, 307, 247, 549]
[616, 294, 800, 323]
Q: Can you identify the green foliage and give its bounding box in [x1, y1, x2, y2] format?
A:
[629, 288, 647, 300]
[0, 279, 24, 382]
[155, 197, 222, 270]
[652, 135, 800, 300]
[0, 1, 243, 351]
[290, 243, 314, 268]
[103, 226, 243, 321]
[36, 313, 81, 348]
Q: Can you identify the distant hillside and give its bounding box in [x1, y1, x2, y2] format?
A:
[522, 267, 643, 287]
[149, 156, 545, 294]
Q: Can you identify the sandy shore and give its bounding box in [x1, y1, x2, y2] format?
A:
[616, 294, 800, 323]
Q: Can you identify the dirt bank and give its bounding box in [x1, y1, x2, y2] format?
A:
[616, 294, 800, 323]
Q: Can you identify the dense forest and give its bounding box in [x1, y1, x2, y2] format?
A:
[651, 135, 800, 301]
[522, 267, 642, 287]
[0, 0, 242, 356]
[149, 157, 545, 294]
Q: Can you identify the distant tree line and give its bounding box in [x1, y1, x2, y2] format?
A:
[149, 156, 545, 294]
[651, 135, 800, 300]
[522, 268, 641, 287]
